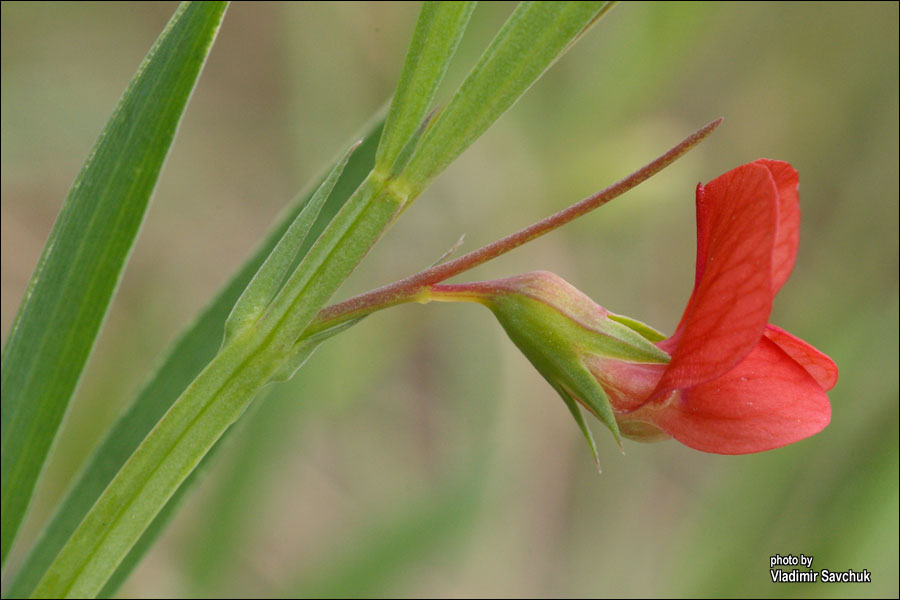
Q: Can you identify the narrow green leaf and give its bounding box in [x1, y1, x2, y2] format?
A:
[97, 419, 230, 599]
[7, 118, 385, 599]
[0, 1, 228, 567]
[224, 141, 360, 344]
[374, 1, 477, 173]
[400, 1, 614, 196]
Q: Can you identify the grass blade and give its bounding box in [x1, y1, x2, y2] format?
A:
[0, 1, 228, 567]
[6, 117, 385, 598]
[375, 1, 477, 173]
[400, 1, 614, 196]
[224, 142, 360, 344]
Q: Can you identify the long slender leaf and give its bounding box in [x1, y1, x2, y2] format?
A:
[7, 117, 385, 599]
[223, 142, 359, 344]
[0, 1, 228, 567]
[25, 2, 622, 594]
[400, 1, 614, 196]
[374, 0, 477, 173]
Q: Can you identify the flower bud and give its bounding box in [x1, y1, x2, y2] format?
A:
[431, 271, 670, 463]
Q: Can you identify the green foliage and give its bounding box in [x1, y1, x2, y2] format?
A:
[375, 1, 477, 174]
[5, 2, 893, 598]
[0, 1, 228, 568]
[4, 2, 612, 597]
[399, 1, 614, 195]
[6, 118, 385, 599]
[223, 142, 358, 344]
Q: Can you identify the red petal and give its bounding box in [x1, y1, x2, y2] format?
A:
[655, 163, 778, 395]
[754, 159, 800, 294]
[666, 182, 714, 340]
[649, 336, 832, 454]
[764, 323, 838, 391]
[693, 182, 713, 291]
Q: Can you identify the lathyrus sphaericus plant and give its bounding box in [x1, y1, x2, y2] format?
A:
[0, 2, 835, 598]
[309, 159, 837, 467]
[6, 3, 634, 597]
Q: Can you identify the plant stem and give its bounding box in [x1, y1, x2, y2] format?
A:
[31, 174, 407, 599]
[308, 118, 722, 337]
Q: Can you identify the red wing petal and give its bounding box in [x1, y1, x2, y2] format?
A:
[663, 182, 714, 348]
[650, 336, 832, 454]
[655, 163, 778, 395]
[764, 323, 838, 391]
[693, 181, 713, 290]
[754, 159, 800, 294]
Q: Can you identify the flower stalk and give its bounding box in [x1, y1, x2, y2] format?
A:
[397, 159, 838, 460]
[308, 118, 722, 338]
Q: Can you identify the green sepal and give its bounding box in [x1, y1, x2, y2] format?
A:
[484, 288, 624, 456]
[584, 316, 670, 363]
[453, 271, 674, 460]
[608, 312, 667, 343]
[486, 271, 668, 364]
[563, 363, 622, 450]
[552, 382, 601, 469]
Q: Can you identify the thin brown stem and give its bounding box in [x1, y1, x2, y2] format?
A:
[307, 118, 722, 337]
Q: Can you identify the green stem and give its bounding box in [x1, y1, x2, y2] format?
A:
[32, 175, 405, 599]
[307, 118, 722, 337]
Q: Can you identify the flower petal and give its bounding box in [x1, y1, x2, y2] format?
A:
[647, 336, 831, 454]
[764, 323, 838, 391]
[655, 163, 778, 395]
[754, 159, 800, 294]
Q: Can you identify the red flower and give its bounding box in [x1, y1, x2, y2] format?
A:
[431, 160, 837, 458]
[596, 159, 837, 454]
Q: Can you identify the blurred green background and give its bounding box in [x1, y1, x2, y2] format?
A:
[2, 2, 897, 597]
